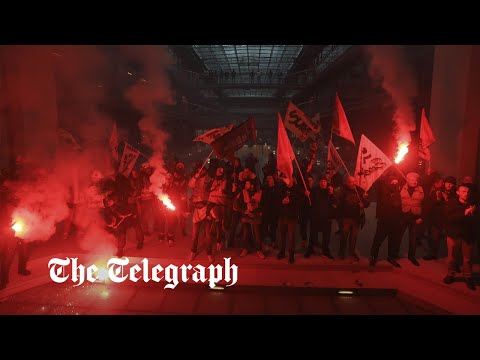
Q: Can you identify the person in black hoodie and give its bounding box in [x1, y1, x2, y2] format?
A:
[369, 173, 402, 267]
[335, 176, 370, 261]
[305, 174, 336, 259]
[276, 177, 302, 264]
[422, 175, 446, 260]
[443, 184, 478, 291]
[299, 175, 314, 249]
[104, 193, 133, 258]
[260, 175, 279, 250]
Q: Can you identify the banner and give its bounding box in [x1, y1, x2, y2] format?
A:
[311, 113, 321, 135]
[284, 102, 320, 142]
[354, 134, 393, 191]
[193, 124, 234, 145]
[118, 142, 140, 177]
[211, 116, 256, 160]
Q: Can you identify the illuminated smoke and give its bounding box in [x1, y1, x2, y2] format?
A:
[119, 45, 174, 198]
[9, 169, 69, 242]
[366, 45, 418, 155]
[1, 45, 174, 250]
[1, 45, 114, 247]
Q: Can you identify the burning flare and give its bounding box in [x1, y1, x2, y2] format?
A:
[11, 220, 25, 236]
[93, 257, 110, 282]
[394, 142, 409, 164]
[159, 194, 176, 211]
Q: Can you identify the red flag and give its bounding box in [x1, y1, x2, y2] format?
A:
[211, 115, 256, 160]
[333, 93, 355, 144]
[276, 113, 295, 185]
[326, 140, 343, 179]
[420, 108, 435, 147]
[193, 124, 234, 145]
[118, 142, 141, 177]
[418, 108, 435, 161]
[284, 102, 321, 142]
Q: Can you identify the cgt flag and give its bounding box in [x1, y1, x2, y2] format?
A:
[284, 102, 321, 142]
[118, 142, 140, 177]
[211, 115, 256, 161]
[354, 134, 393, 191]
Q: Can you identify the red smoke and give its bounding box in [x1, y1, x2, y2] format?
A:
[120, 46, 174, 199]
[8, 170, 69, 242]
[1, 45, 174, 254]
[366, 45, 418, 152]
[77, 220, 117, 256]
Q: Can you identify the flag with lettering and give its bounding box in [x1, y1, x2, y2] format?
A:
[284, 102, 321, 142]
[311, 112, 321, 136]
[118, 142, 140, 177]
[211, 115, 256, 161]
[193, 124, 234, 145]
[354, 134, 393, 191]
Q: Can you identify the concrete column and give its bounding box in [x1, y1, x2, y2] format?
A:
[0, 46, 58, 170]
[429, 45, 480, 180]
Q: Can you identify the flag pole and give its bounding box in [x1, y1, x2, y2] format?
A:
[392, 162, 408, 182]
[336, 144, 362, 201]
[122, 140, 151, 161]
[293, 156, 311, 205]
[198, 150, 215, 173]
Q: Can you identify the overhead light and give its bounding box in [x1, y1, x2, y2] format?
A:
[338, 290, 354, 295]
[127, 71, 133, 76]
[210, 285, 225, 291]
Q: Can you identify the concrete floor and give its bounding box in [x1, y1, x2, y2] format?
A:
[0, 281, 442, 315]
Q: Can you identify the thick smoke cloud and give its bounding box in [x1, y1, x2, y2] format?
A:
[119, 45, 174, 197]
[2, 45, 173, 252]
[366, 45, 418, 147]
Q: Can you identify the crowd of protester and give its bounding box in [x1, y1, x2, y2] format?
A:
[0, 152, 479, 291]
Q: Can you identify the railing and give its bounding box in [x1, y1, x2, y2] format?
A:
[176, 68, 321, 88]
[175, 46, 352, 89]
